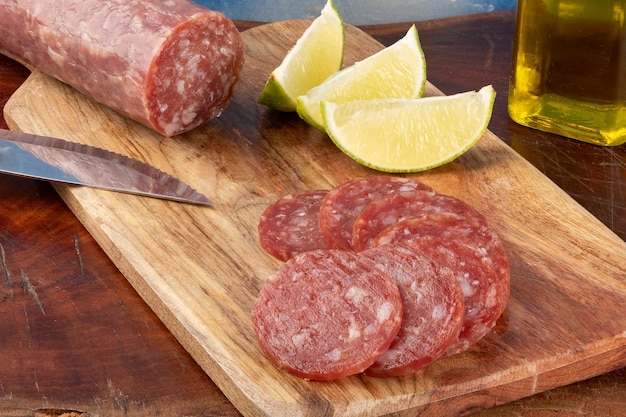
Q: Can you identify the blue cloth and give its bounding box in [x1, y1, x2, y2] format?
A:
[194, 0, 517, 25]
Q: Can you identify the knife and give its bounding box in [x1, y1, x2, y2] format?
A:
[0, 129, 211, 206]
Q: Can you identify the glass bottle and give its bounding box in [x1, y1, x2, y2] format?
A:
[508, 0, 626, 146]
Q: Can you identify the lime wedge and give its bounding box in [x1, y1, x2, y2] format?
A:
[321, 85, 496, 172]
[258, 0, 344, 112]
[296, 24, 426, 130]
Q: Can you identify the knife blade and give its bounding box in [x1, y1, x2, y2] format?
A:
[0, 129, 211, 206]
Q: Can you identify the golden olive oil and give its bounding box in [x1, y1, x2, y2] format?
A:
[508, 0, 626, 146]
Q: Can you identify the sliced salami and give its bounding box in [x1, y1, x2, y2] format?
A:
[0, 0, 244, 136]
[360, 245, 464, 377]
[373, 213, 510, 355]
[251, 250, 403, 381]
[319, 176, 433, 250]
[258, 190, 330, 261]
[352, 189, 489, 252]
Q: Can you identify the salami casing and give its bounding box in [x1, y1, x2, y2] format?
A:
[373, 213, 510, 354]
[0, 0, 244, 136]
[251, 250, 403, 381]
[319, 176, 433, 250]
[360, 245, 464, 377]
[258, 190, 330, 261]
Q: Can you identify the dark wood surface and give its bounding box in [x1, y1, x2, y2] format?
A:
[0, 11, 623, 417]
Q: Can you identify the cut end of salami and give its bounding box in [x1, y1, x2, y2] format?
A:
[251, 250, 403, 381]
[147, 11, 244, 136]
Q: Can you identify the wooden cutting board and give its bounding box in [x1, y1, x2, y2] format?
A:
[4, 20, 626, 417]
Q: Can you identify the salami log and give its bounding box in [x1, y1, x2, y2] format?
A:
[251, 250, 403, 381]
[319, 176, 433, 250]
[373, 213, 510, 354]
[258, 190, 330, 261]
[0, 0, 244, 136]
[352, 189, 489, 252]
[360, 245, 464, 377]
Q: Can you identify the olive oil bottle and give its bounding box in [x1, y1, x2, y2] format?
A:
[508, 0, 626, 146]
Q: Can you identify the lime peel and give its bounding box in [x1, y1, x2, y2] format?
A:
[321, 85, 496, 173]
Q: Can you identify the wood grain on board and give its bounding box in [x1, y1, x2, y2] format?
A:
[4, 20, 625, 416]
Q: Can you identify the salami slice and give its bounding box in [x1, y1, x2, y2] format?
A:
[373, 213, 510, 355]
[0, 0, 244, 136]
[360, 245, 464, 377]
[352, 189, 489, 252]
[319, 176, 433, 250]
[251, 250, 403, 381]
[258, 190, 330, 261]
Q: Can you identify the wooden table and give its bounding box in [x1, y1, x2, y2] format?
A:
[0, 11, 624, 417]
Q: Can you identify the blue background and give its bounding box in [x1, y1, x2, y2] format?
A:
[194, 0, 517, 25]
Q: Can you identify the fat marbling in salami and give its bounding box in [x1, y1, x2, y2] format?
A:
[373, 213, 510, 354]
[352, 189, 489, 252]
[251, 249, 403, 381]
[360, 245, 464, 377]
[258, 190, 330, 261]
[318, 176, 433, 250]
[0, 0, 244, 136]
